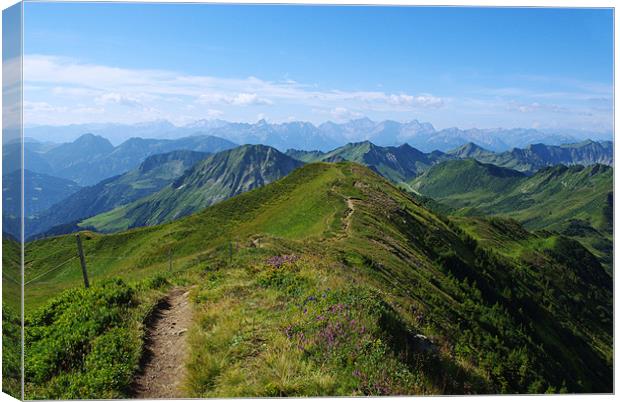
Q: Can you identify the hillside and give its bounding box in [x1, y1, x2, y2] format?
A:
[285, 149, 326, 163]
[2, 170, 82, 239]
[412, 161, 613, 268]
[447, 140, 613, 173]
[410, 159, 525, 203]
[3, 169, 81, 217]
[22, 162, 611, 398]
[26, 150, 209, 239]
[79, 145, 303, 232]
[446, 142, 497, 160]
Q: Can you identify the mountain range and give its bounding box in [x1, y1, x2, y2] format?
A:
[79, 145, 303, 233]
[287, 141, 447, 185]
[287, 139, 613, 184]
[26, 150, 209, 239]
[24, 118, 612, 153]
[448, 140, 613, 172]
[19, 139, 613, 240]
[7, 133, 236, 185]
[2, 170, 82, 238]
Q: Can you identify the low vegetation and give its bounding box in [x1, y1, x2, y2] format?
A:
[23, 275, 174, 399]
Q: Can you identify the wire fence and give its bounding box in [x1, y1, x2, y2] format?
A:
[2, 272, 20, 285]
[24, 257, 77, 285]
[22, 253, 155, 285]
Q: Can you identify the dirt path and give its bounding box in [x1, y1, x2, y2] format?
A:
[344, 198, 356, 234]
[132, 288, 192, 399]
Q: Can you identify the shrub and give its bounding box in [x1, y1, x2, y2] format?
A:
[24, 279, 143, 399]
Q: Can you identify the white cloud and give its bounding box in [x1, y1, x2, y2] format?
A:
[505, 101, 582, 115]
[386, 93, 444, 108]
[23, 101, 67, 113]
[330, 107, 363, 121]
[206, 109, 223, 118]
[96, 92, 143, 108]
[22, 54, 444, 125]
[232, 93, 272, 106]
[197, 92, 272, 106]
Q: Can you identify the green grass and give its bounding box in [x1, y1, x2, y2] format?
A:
[2, 237, 22, 399]
[3, 302, 21, 399]
[412, 161, 613, 270]
[21, 162, 612, 396]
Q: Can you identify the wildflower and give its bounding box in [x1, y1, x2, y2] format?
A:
[265, 254, 300, 268]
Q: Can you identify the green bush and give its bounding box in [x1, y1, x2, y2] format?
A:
[24, 279, 143, 399]
[2, 304, 21, 398]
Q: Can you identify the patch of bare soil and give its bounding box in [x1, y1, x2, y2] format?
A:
[132, 288, 192, 399]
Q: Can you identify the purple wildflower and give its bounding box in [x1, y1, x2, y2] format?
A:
[265, 254, 300, 268]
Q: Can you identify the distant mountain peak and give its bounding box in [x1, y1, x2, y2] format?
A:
[184, 119, 229, 130]
[350, 117, 374, 124]
[447, 142, 492, 158]
[74, 132, 110, 143]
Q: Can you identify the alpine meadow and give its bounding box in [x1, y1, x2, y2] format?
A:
[2, 3, 614, 400]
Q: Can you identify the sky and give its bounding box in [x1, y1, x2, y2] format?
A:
[21, 3, 613, 132]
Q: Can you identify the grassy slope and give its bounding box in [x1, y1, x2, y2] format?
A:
[410, 159, 525, 207]
[23, 162, 612, 397]
[285, 149, 326, 163]
[412, 161, 613, 269]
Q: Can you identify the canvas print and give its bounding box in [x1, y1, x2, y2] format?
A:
[2, 3, 614, 399]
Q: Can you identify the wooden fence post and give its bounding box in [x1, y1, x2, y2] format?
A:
[75, 234, 89, 288]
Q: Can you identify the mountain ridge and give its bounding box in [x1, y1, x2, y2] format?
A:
[79, 144, 304, 232]
[26, 150, 209, 239]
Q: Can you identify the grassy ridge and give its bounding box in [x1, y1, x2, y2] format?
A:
[22, 162, 612, 396]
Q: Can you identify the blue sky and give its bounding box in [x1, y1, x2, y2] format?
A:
[22, 3, 613, 131]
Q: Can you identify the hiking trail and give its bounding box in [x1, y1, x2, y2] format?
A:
[132, 288, 192, 399]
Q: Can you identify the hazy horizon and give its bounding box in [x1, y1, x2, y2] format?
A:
[20, 116, 613, 149]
